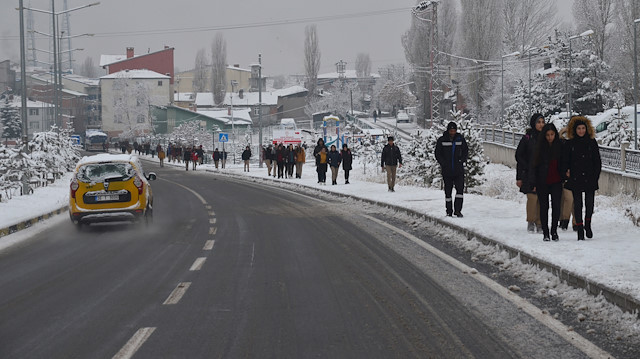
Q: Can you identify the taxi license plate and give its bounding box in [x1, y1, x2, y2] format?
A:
[96, 194, 119, 201]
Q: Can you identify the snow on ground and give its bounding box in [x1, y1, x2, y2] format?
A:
[1, 151, 640, 340]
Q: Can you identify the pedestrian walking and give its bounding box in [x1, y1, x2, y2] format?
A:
[156, 144, 165, 167]
[295, 145, 306, 178]
[183, 146, 192, 171]
[373, 110, 378, 123]
[276, 144, 286, 178]
[562, 116, 602, 241]
[263, 145, 273, 176]
[516, 113, 545, 233]
[213, 148, 221, 169]
[530, 123, 564, 241]
[380, 136, 402, 192]
[316, 146, 328, 184]
[286, 144, 295, 178]
[242, 145, 252, 172]
[341, 144, 353, 184]
[558, 126, 575, 231]
[327, 144, 342, 185]
[270, 145, 277, 177]
[222, 150, 228, 168]
[435, 121, 469, 217]
[197, 145, 204, 165]
[191, 146, 198, 170]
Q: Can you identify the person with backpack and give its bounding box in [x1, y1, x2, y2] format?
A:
[242, 146, 252, 172]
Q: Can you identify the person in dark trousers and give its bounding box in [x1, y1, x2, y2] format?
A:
[562, 116, 602, 241]
[197, 145, 204, 165]
[435, 121, 469, 217]
[183, 146, 192, 171]
[316, 146, 328, 184]
[213, 148, 221, 169]
[381, 136, 402, 192]
[327, 144, 342, 185]
[286, 144, 295, 178]
[516, 113, 545, 233]
[276, 144, 286, 178]
[191, 146, 198, 170]
[264, 145, 273, 176]
[530, 123, 564, 241]
[242, 146, 252, 172]
[341, 143, 353, 184]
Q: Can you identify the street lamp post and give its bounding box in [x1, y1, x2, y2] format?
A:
[258, 54, 263, 168]
[526, 47, 538, 116]
[19, 0, 28, 150]
[230, 80, 237, 164]
[634, 19, 640, 150]
[568, 29, 594, 116]
[501, 51, 520, 125]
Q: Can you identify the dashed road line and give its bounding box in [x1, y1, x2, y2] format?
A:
[112, 327, 156, 359]
[208, 211, 215, 216]
[203, 240, 215, 251]
[209, 218, 217, 224]
[190, 257, 207, 271]
[209, 227, 217, 235]
[163, 282, 191, 305]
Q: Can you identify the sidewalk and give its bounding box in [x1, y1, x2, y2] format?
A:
[2, 152, 639, 315]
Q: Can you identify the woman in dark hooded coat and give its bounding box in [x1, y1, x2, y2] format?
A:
[530, 123, 564, 241]
[562, 116, 601, 240]
[515, 113, 546, 233]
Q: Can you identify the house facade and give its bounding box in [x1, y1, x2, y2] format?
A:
[100, 69, 171, 137]
[101, 46, 175, 85]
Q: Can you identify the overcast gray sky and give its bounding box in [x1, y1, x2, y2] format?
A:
[1, 0, 574, 77]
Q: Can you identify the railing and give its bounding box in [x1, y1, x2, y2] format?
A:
[480, 126, 640, 176]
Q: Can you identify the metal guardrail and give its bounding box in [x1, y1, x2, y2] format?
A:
[480, 126, 640, 175]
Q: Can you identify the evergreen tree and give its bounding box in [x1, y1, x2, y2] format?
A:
[0, 97, 22, 144]
[401, 127, 442, 187]
[601, 110, 634, 149]
[454, 111, 486, 190]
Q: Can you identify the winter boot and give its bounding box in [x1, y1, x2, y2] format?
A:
[543, 231, 550, 241]
[454, 211, 464, 218]
[585, 219, 593, 239]
[551, 228, 559, 241]
[559, 220, 569, 231]
[577, 224, 585, 241]
[527, 222, 535, 233]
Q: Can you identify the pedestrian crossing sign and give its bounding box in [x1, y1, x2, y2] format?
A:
[219, 133, 229, 142]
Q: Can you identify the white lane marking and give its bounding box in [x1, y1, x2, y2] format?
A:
[209, 218, 217, 224]
[209, 227, 217, 235]
[250, 243, 255, 268]
[208, 211, 215, 216]
[159, 178, 207, 205]
[163, 282, 191, 305]
[361, 214, 614, 359]
[203, 240, 215, 251]
[190, 257, 207, 271]
[205, 205, 212, 210]
[112, 327, 156, 359]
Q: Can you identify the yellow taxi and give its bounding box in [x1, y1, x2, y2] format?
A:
[69, 154, 156, 226]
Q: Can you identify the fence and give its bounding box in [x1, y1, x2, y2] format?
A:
[479, 125, 640, 175]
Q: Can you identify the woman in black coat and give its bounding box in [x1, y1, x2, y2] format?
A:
[529, 123, 564, 241]
[341, 143, 353, 184]
[516, 113, 546, 233]
[562, 116, 601, 240]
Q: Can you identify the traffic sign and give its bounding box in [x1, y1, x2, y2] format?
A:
[219, 133, 229, 142]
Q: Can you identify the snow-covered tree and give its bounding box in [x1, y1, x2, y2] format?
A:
[193, 48, 209, 93]
[211, 33, 227, 105]
[572, 0, 616, 63]
[1, 97, 22, 144]
[455, 111, 486, 190]
[502, 0, 559, 54]
[600, 110, 634, 149]
[167, 121, 214, 151]
[305, 81, 360, 120]
[111, 74, 162, 138]
[401, 128, 442, 187]
[304, 25, 321, 99]
[570, 47, 619, 115]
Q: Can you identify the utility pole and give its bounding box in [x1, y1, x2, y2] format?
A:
[258, 54, 263, 168]
[19, 0, 29, 151]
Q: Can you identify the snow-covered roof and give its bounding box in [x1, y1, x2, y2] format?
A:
[99, 54, 127, 67]
[174, 92, 196, 102]
[274, 86, 308, 98]
[197, 108, 253, 125]
[86, 130, 108, 137]
[7, 96, 53, 109]
[77, 153, 138, 166]
[224, 92, 278, 106]
[63, 74, 100, 87]
[318, 70, 381, 79]
[536, 66, 560, 77]
[195, 92, 215, 107]
[100, 69, 170, 80]
[228, 65, 251, 72]
[62, 89, 88, 97]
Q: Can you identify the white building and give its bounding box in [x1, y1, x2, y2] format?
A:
[100, 69, 170, 136]
[1, 96, 55, 139]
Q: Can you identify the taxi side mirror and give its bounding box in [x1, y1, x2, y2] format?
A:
[147, 172, 157, 181]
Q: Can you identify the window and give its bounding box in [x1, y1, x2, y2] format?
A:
[29, 121, 39, 129]
[158, 81, 163, 86]
[137, 114, 146, 123]
[29, 109, 39, 116]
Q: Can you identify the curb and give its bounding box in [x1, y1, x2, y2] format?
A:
[0, 206, 69, 238]
[212, 170, 640, 316]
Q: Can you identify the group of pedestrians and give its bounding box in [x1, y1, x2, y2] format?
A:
[313, 139, 353, 185]
[516, 113, 602, 241]
[264, 143, 307, 179]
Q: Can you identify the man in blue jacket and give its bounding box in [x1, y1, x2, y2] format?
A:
[435, 122, 469, 217]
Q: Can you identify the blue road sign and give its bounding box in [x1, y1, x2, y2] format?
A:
[219, 133, 229, 142]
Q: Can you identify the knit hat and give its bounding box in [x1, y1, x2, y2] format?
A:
[388, 136, 394, 141]
[529, 113, 544, 129]
[447, 121, 457, 130]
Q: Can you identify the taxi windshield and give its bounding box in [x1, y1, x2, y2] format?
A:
[77, 162, 135, 183]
